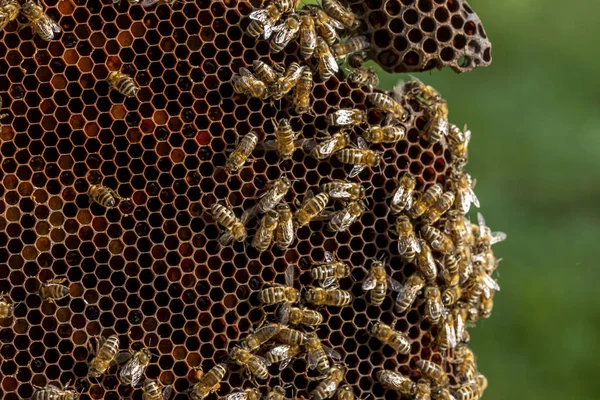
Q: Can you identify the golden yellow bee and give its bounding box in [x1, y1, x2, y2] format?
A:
[275, 326, 307, 346]
[425, 101, 449, 144]
[286, 306, 323, 327]
[31, 381, 78, 400]
[479, 289, 495, 318]
[475, 212, 507, 251]
[307, 132, 351, 160]
[391, 214, 421, 257]
[271, 14, 301, 53]
[222, 388, 262, 400]
[424, 285, 445, 324]
[264, 118, 302, 160]
[0, 292, 14, 319]
[264, 344, 302, 370]
[347, 67, 379, 90]
[305, 333, 342, 373]
[448, 123, 471, 170]
[437, 313, 457, 352]
[266, 386, 287, 400]
[416, 241, 437, 283]
[210, 202, 247, 246]
[441, 285, 462, 306]
[362, 124, 406, 144]
[305, 287, 352, 307]
[315, 37, 339, 80]
[310, 251, 351, 288]
[228, 347, 270, 380]
[333, 36, 370, 59]
[242, 176, 291, 222]
[335, 137, 382, 178]
[403, 77, 444, 105]
[233, 68, 268, 99]
[368, 92, 408, 122]
[294, 68, 313, 114]
[394, 273, 424, 313]
[452, 307, 469, 345]
[408, 183, 442, 218]
[0, 0, 20, 33]
[241, 322, 282, 352]
[431, 387, 456, 400]
[326, 109, 367, 127]
[336, 385, 355, 400]
[370, 322, 411, 354]
[88, 335, 127, 378]
[293, 190, 329, 228]
[421, 225, 455, 254]
[416, 359, 448, 385]
[189, 364, 227, 400]
[21, 0, 61, 41]
[423, 191, 455, 225]
[476, 373, 488, 397]
[248, 3, 282, 39]
[107, 71, 139, 98]
[453, 345, 477, 381]
[440, 252, 460, 287]
[325, 199, 366, 233]
[252, 211, 279, 252]
[299, 14, 317, 59]
[119, 346, 153, 387]
[444, 210, 473, 247]
[389, 175, 416, 215]
[272, 62, 306, 100]
[322, 0, 359, 30]
[142, 379, 173, 400]
[449, 171, 479, 214]
[88, 184, 129, 208]
[362, 261, 400, 306]
[321, 180, 366, 202]
[275, 203, 294, 250]
[347, 52, 366, 69]
[226, 131, 258, 172]
[312, 365, 345, 400]
[376, 370, 416, 395]
[39, 278, 70, 303]
[453, 383, 478, 400]
[414, 380, 431, 400]
[258, 265, 299, 324]
[309, 6, 344, 45]
[253, 60, 284, 88]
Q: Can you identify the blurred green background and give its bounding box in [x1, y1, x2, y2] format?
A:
[376, 1, 600, 399]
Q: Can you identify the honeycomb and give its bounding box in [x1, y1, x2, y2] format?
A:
[0, 1, 501, 400]
[343, 0, 492, 73]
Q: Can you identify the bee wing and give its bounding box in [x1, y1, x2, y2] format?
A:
[321, 51, 339, 73]
[490, 231, 507, 245]
[116, 351, 133, 364]
[324, 251, 336, 263]
[397, 235, 410, 255]
[119, 358, 145, 387]
[284, 265, 295, 286]
[254, 354, 272, 367]
[330, 110, 358, 126]
[321, 344, 342, 361]
[239, 67, 255, 79]
[262, 139, 279, 151]
[306, 348, 320, 370]
[454, 313, 465, 343]
[396, 283, 418, 303]
[329, 189, 351, 200]
[463, 125, 471, 146]
[481, 274, 500, 295]
[271, 25, 299, 48]
[277, 302, 291, 325]
[390, 187, 406, 207]
[316, 137, 341, 157]
[50, 19, 62, 34]
[348, 165, 365, 178]
[249, 9, 269, 22]
[468, 187, 480, 208]
[141, 0, 159, 7]
[356, 136, 368, 150]
[219, 232, 234, 246]
[361, 274, 377, 291]
[389, 277, 403, 292]
[326, 17, 345, 31]
[321, 277, 337, 288]
[223, 392, 249, 400]
[476, 212, 486, 233]
[329, 209, 354, 232]
[446, 321, 457, 349]
[253, 225, 272, 247]
[162, 385, 174, 400]
[279, 356, 294, 371]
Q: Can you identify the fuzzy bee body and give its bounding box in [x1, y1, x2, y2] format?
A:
[88, 184, 128, 208]
[315, 37, 339, 80]
[310, 251, 350, 287]
[409, 183, 443, 218]
[361, 262, 397, 306]
[326, 109, 366, 127]
[393, 214, 421, 257]
[266, 386, 287, 400]
[264, 344, 302, 370]
[421, 225, 455, 254]
[363, 124, 406, 143]
[390, 175, 416, 214]
[222, 388, 261, 400]
[305, 287, 352, 307]
[370, 322, 411, 354]
[424, 286, 445, 324]
[376, 370, 416, 395]
[229, 347, 270, 380]
[107, 71, 139, 98]
[247, 3, 282, 39]
[332, 36, 370, 59]
[299, 14, 317, 59]
[272, 62, 305, 100]
[241, 323, 282, 352]
[448, 123, 471, 170]
[335, 147, 381, 174]
[253, 60, 282, 87]
[305, 333, 341, 373]
[293, 68, 312, 114]
[31, 384, 77, 400]
[0, 292, 14, 319]
[270, 14, 301, 53]
[287, 307, 323, 326]
[226, 131, 258, 172]
[309, 133, 350, 160]
[368, 92, 408, 121]
[312, 366, 344, 400]
[0, 0, 19, 32]
[233, 67, 268, 99]
[252, 211, 279, 252]
[274, 203, 294, 249]
[416, 360, 448, 385]
[275, 326, 307, 346]
[425, 101, 449, 144]
[210, 203, 247, 245]
[142, 380, 173, 400]
[293, 191, 329, 228]
[88, 335, 121, 378]
[310, 7, 343, 46]
[21, 0, 61, 41]
[423, 191, 455, 225]
[120, 348, 152, 387]
[337, 385, 355, 400]
[243, 176, 290, 222]
[322, 0, 359, 30]
[189, 364, 227, 400]
[39, 278, 69, 302]
[395, 273, 424, 313]
[320, 180, 365, 201]
[348, 67, 379, 90]
[326, 200, 365, 233]
[258, 286, 298, 305]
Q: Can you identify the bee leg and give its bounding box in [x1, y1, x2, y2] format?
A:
[108, 188, 130, 202]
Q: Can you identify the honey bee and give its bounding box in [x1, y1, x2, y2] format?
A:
[106, 71, 139, 98]
[210, 202, 247, 246]
[325, 199, 366, 233]
[376, 370, 416, 395]
[252, 211, 279, 252]
[453, 346, 477, 380]
[140, 0, 178, 8]
[264, 344, 302, 370]
[326, 109, 366, 127]
[332, 36, 370, 59]
[389, 175, 416, 215]
[189, 364, 227, 400]
[226, 131, 258, 172]
[424, 286, 445, 324]
[293, 190, 329, 228]
[31, 381, 78, 400]
[294, 68, 313, 114]
[309, 6, 344, 46]
[370, 322, 411, 354]
[394, 273, 424, 313]
[392, 214, 421, 257]
[266, 386, 287, 400]
[275, 326, 307, 346]
[444, 210, 472, 247]
[416, 360, 448, 385]
[347, 52, 366, 69]
[479, 289, 494, 318]
[119, 345, 153, 387]
[336, 385, 355, 400]
[286, 306, 323, 327]
[362, 261, 401, 306]
[0, 0, 20, 33]
[409, 183, 443, 218]
[347, 67, 379, 90]
[142, 380, 173, 400]
[253, 60, 283, 88]
[305, 287, 352, 307]
[259, 265, 298, 323]
[449, 171, 479, 214]
[403, 77, 444, 106]
[222, 388, 262, 400]
[307, 132, 351, 160]
[88, 184, 129, 208]
[243, 176, 291, 222]
[368, 92, 408, 122]
[305, 333, 342, 373]
[264, 118, 302, 159]
[275, 203, 294, 250]
[39, 278, 69, 303]
[425, 101, 449, 144]
[453, 383, 479, 400]
[312, 365, 345, 400]
[421, 225, 455, 254]
[322, 0, 359, 30]
[335, 137, 382, 178]
[88, 335, 128, 378]
[271, 14, 301, 53]
[320, 180, 365, 202]
[448, 124, 471, 170]
[441, 285, 462, 306]
[315, 37, 339, 80]
[440, 252, 460, 287]
[452, 307, 469, 345]
[228, 347, 270, 380]
[423, 191, 455, 225]
[475, 212, 507, 250]
[414, 381, 431, 400]
[476, 374, 488, 397]
[248, 3, 282, 39]
[272, 62, 305, 100]
[21, 0, 61, 41]
[299, 14, 317, 59]
[362, 124, 406, 144]
[0, 292, 14, 319]
[233, 68, 268, 99]
[464, 271, 500, 305]
[310, 251, 351, 288]
[437, 312, 457, 352]
[241, 322, 282, 352]
[431, 387, 456, 400]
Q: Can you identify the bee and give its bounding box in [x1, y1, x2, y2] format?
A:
[389, 175, 416, 215]
[416, 360, 448, 385]
[0, 292, 14, 319]
[305, 287, 352, 307]
[347, 67, 379, 90]
[368, 92, 408, 122]
[452, 307, 469, 345]
[189, 364, 227, 400]
[431, 387, 456, 400]
[142, 380, 173, 400]
[264, 118, 302, 159]
[376, 370, 416, 395]
[253, 60, 283, 88]
[309, 6, 344, 46]
[119, 344, 153, 387]
[424, 286, 445, 324]
[440, 252, 460, 287]
[453, 346, 477, 380]
[228, 347, 270, 380]
[293, 190, 329, 228]
[252, 211, 279, 251]
[449, 171, 479, 214]
[322, 0, 359, 30]
[294, 68, 313, 114]
[106, 71, 139, 98]
[421, 225, 455, 254]
[336, 385, 355, 400]
[243, 176, 291, 222]
[210, 202, 247, 246]
[335, 137, 382, 178]
[312, 365, 345, 400]
[362, 261, 400, 306]
[247, 3, 282, 39]
[0, 0, 20, 33]
[88, 335, 128, 378]
[392, 214, 421, 257]
[415, 241, 437, 282]
[310, 251, 351, 288]
[403, 77, 444, 106]
[305, 333, 342, 373]
[275, 326, 307, 346]
[275, 203, 294, 250]
[272, 62, 305, 100]
[424, 101, 449, 144]
[325, 199, 366, 233]
[475, 212, 507, 250]
[444, 210, 472, 247]
[437, 313, 457, 352]
[457, 245, 474, 284]
[271, 14, 301, 53]
[307, 132, 351, 160]
[258, 265, 298, 324]
[264, 344, 302, 370]
[39, 278, 69, 303]
[448, 124, 471, 170]
[88, 184, 129, 208]
[233, 68, 269, 99]
[414, 381, 431, 400]
[266, 386, 288, 400]
[315, 37, 339, 80]
[286, 306, 323, 327]
[479, 289, 495, 318]
[299, 14, 317, 59]
[394, 273, 424, 313]
[464, 271, 500, 305]
[31, 381, 78, 400]
[362, 124, 406, 144]
[370, 322, 411, 354]
[222, 388, 262, 400]
[441, 285, 462, 306]
[21, 0, 61, 41]
[423, 191, 455, 225]
[226, 131, 258, 172]
[332, 36, 370, 59]
[326, 109, 366, 127]
[453, 384, 479, 400]
[241, 322, 282, 352]
[140, 0, 178, 8]
[320, 180, 366, 201]
[476, 374, 488, 397]
[409, 183, 443, 218]
[347, 52, 366, 69]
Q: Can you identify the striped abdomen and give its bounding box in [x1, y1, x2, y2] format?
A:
[258, 287, 286, 304]
[370, 281, 386, 306]
[325, 289, 352, 306]
[40, 284, 69, 300]
[108, 71, 139, 98]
